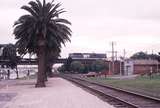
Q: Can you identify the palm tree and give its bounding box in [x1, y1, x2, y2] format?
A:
[13, 0, 71, 87]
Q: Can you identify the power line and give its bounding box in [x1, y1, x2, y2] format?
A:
[111, 42, 116, 74]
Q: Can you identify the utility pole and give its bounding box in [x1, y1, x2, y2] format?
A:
[123, 49, 126, 59]
[120, 59, 122, 76]
[106, 42, 117, 75]
[111, 42, 116, 74]
[115, 51, 118, 61]
[120, 49, 126, 76]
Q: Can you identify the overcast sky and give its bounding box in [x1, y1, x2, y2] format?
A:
[0, 0, 160, 58]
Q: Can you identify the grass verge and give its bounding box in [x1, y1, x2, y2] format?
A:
[86, 75, 160, 99]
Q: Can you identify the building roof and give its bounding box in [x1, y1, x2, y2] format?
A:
[125, 59, 159, 65]
[134, 59, 159, 65]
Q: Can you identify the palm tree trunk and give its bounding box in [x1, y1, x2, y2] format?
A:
[16, 66, 19, 79]
[35, 46, 46, 87]
[44, 50, 48, 81]
[44, 71, 48, 81]
[44, 61, 48, 82]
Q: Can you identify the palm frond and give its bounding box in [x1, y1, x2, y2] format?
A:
[21, 5, 38, 18]
[29, 1, 40, 15]
[13, 0, 72, 55]
[54, 18, 71, 25]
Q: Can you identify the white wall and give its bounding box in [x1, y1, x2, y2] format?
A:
[124, 60, 134, 75]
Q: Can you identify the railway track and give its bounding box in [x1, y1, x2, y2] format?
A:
[61, 74, 160, 108]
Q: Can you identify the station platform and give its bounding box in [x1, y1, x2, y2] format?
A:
[0, 78, 114, 108]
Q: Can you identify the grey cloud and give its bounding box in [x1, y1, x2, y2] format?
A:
[0, 1, 28, 9]
[62, 0, 160, 20]
[0, 0, 160, 57]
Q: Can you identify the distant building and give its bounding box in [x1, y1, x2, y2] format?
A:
[124, 59, 159, 75]
[69, 53, 107, 59]
[69, 53, 83, 58]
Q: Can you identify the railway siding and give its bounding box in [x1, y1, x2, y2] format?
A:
[61, 74, 160, 108]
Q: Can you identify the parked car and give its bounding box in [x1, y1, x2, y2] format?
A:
[86, 72, 97, 77]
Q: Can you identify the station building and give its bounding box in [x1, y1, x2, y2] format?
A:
[124, 59, 159, 75]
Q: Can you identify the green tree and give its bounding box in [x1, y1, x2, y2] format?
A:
[58, 64, 66, 73]
[2, 44, 19, 79]
[13, 0, 71, 87]
[130, 51, 160, 60]
[130, 52, 149, 59]
[91, 60, 108, 72]
[65, 56, 73, 71]
[70, 61, 84, 73]
[148, 54, 159, 60]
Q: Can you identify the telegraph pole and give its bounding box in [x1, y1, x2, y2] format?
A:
[123, 49, 126, 59]
[119, 49, 126, 76]
[107, 42, 117, 75]
[111, 42, 116, 74]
